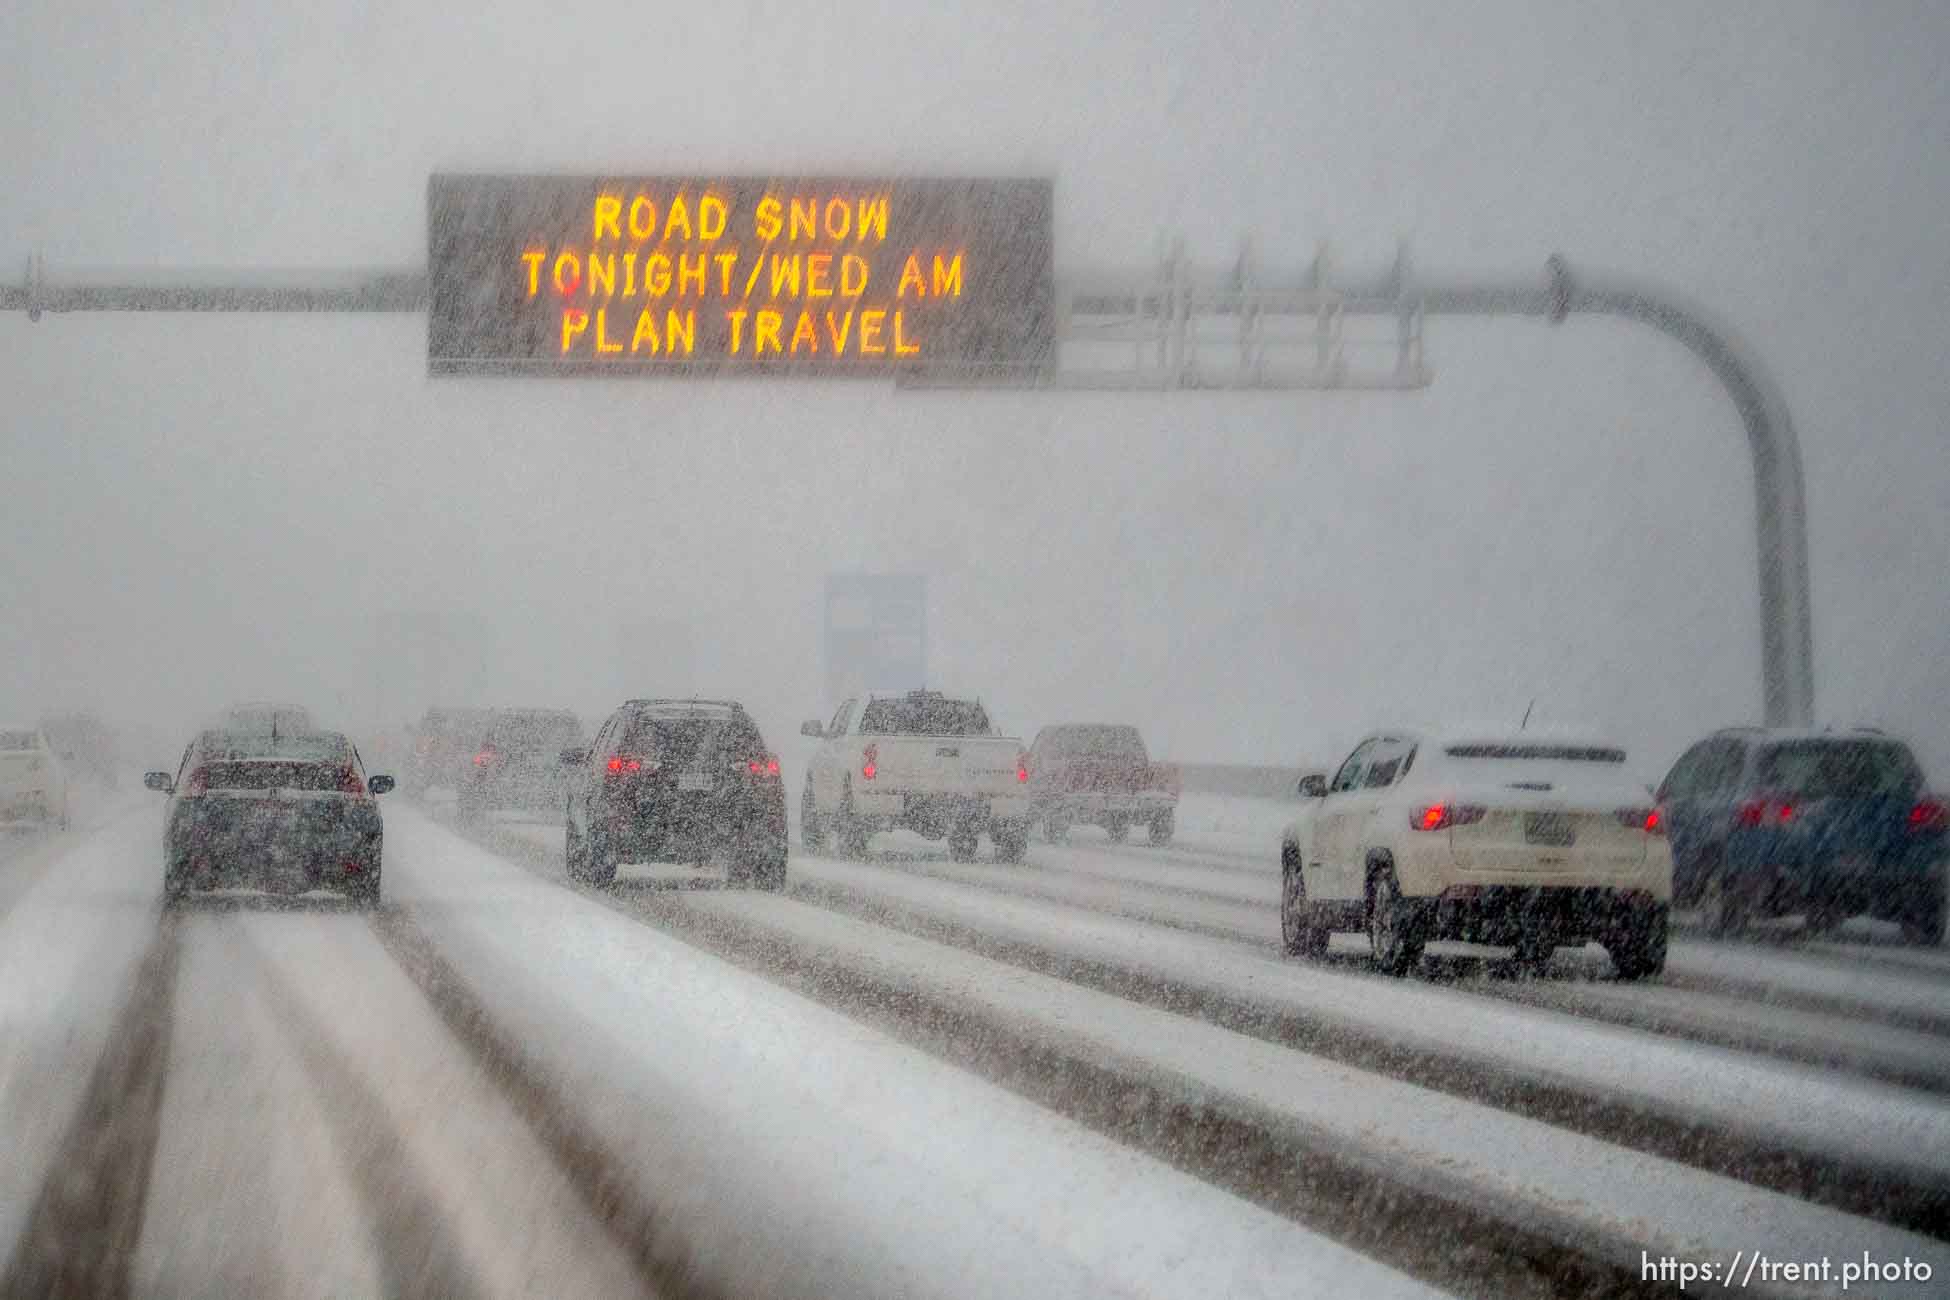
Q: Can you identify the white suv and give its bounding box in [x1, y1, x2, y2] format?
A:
[1, 726, 70, 830]
[1279, 732, 1671, 978]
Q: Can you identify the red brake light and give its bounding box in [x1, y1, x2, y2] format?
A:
[862, 744, 878, 781]
[1412, 803, 1485, 832]
[1736, 799, 1795, 827]
[1016, 753, 1029, 784]
[747, 755, 782, 778]
[1616, 807, 1663, 835]
[339, 767, 365, 795]
[1911, 800, 1948, 833]
[606, 755, 643, 774]
[473, 750, 494, 767]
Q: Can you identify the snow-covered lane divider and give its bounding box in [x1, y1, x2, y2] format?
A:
[383, 808, 1446, 1300]
[674, 890, 1940, 1300]
[787, 856, 1950, 1220]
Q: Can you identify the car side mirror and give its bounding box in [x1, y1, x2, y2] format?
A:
[368, 775, 396, 795]
[1297, 773, 1328, 798]
[144, 771, 173, 793]
[560, 747, 590, 766]
[800, 720, 826, 738]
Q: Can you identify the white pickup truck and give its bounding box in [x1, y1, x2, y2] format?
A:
[800, 690, 1032, 862]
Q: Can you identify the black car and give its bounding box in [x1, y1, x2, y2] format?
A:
[146, 729, 395, 905]
[561, 699, 786, 889]
[1658, 727, 1946, 942]
[457, 708, 584, 821]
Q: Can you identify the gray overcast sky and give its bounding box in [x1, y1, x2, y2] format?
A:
[3, 0, 1946, 778]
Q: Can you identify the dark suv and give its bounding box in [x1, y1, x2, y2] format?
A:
[1658, 728, 1946, 942]
[561, 699, 787, 889]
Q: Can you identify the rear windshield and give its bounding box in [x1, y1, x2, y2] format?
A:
[1044, 726, 1147, 761]
[1755, 740, 1921, 798]
[488, 712, 583, 750]
[622, 712, 764, 764]
[200, 731, 350, 763]
[0, 730, 40, 750]
[1444, 743, 1625, 763]
[860, 697, 993, 736]
[202, 760, 353, 791]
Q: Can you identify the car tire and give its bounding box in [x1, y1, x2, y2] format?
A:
[585, 825, 618, 888]
[949, 828, 980, 862]
[1147, 811, 1174, 847]
[801, 782, 829, 853]
[1367, 864, 1427, 977]
[1696, 849, 1750, 938]
[835, 783, 871, 859]
[1901, 872, 1945, 947]
[1280, 846, 1327, 958]
[565, 808, 588, 881]
[1105, 817, 1130, 844]
[1607, 903, 1669, 980]
[994, 821, 1029, 863]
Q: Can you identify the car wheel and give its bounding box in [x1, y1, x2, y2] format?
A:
[1147, 811, 1174, 846]
[1607, 903, 1669, 980]
[1280, 847, 1327, 958]
[565, 808, 588, 881]
[1696, 851, 1750, 938]
[1105, 817, 1130, 844]
[1367, 865, 1427, 976]
[1900, 873, 1945, 946]
[835, 784, 870, 859]
[994, 821, 1029, 864]
[801, 782, 829, 853]
[585, 825, 618, 888]
[948, 828, 980, 862]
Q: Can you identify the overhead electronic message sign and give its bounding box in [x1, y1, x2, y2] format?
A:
[428, 175, 1054, 379]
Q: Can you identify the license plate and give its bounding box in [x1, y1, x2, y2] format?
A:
[1524, 812, 1576, 847]
[677, 772, 712, 792]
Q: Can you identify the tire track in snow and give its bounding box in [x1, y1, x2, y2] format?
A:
[366, 904, 719, 1300]
[0, 909, 179, 1300]
[229, 920, 490, 1300]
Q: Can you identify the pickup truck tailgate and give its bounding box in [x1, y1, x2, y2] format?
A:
[865, 737, 1024, 796]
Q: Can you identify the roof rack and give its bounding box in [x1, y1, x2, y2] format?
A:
[625, 697, 745, 711]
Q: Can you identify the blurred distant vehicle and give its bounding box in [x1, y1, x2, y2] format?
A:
[457, 708, 585, 820]
[145, 728, 394, 904]
[561, 699, 786, 889]
[0, 726, 70, 830]
[219, 701, 316, 736]
[38, 711, 118, 789]
[801, 689, 1031, 863]
[406, 706, 495, 797]
[1280, 732, 1672, 979]
[1659, 727, 1946, 944]
[1025, 723, 1179, 845]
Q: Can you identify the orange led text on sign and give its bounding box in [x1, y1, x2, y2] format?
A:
[521, 190, 968, 361]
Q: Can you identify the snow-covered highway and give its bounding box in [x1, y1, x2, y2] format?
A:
[3, 799, 1948, 1299]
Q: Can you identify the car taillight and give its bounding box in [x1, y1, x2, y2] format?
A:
[473, 750, 496, 767]
[862, 743, 877, 781]
[339, 767, 365, 795]
[606, 755, 643, 774]
[1911, 799, 1949, 833]
[1736, 799, 1796, 827]
[1616, 807, 1664, 835]
[747, 755, 781, 778]
[1411, 803, 1485, 832]
[1016, 753, 1030, 783]
[184, 766, 209, 796]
